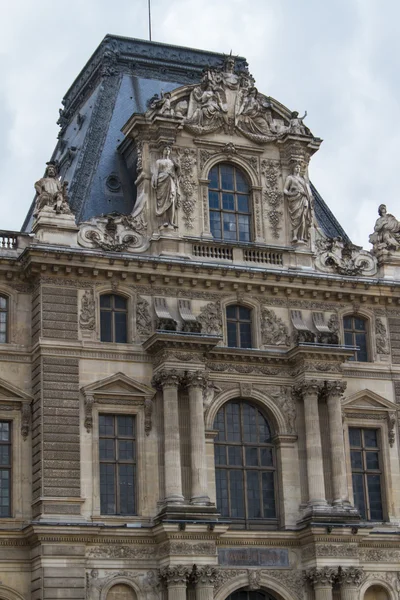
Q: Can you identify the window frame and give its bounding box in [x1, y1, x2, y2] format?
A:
[208, 163, 253, 243]
[99, 413, 137, 516]
[343, 314, 369, 362]
[225, 304, 253, 349]
[0, 420, 12, 518]
[213, 400, 278, 528]
[348, 426, 384, 521]
[0, 295, 8, 344]
[99, 293, 129, 344]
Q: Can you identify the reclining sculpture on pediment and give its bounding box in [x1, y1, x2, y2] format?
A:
[369, 203, 400, 258]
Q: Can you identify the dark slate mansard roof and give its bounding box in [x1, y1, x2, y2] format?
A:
[22, 34, 350, 243]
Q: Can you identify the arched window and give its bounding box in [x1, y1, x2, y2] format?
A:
[208, 163, 251, 242]
[100, 294, 128, 343]
[106, 584, 137, 600]
[214, 401, 276, 524]
[227, 592, 276, 600]
[343, 315, 368, 361]
[226, 305, 252, 348]
[0, 296, 8, 343]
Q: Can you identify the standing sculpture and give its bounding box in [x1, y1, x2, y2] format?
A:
[34, 162, 72, 217]
[369, 204, 400, 253]
[151, 146, 180, 229]
[287, 110, 309, 135]
[283, 163, 313, 243]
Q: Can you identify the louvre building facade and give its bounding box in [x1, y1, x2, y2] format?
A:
[1, 34, 400, 600]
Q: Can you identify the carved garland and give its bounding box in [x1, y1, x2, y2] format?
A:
[261, 159, 283, 239]
[177, 148, 197, 229]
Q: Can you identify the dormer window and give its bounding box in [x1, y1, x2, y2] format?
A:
[344, 316, 368, 362]
[226, 305, 252, 348]
[208, 163, 251, 242]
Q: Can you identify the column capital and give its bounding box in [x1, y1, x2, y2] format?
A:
[304, 567, 338, 587]
[337, 567, 364, 587]
[159, 565, 192, 586]
[185, 370, 209, 390]
[324, 380, 347, 399]
[191, 565, 219, 586]
[293, 379, 324, 400]
[152, 368, 184, 390]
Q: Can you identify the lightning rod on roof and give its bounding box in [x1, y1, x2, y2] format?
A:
[148, 0, 152, 41]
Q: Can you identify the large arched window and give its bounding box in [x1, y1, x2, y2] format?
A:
[100, 294, 128, 343]
[214, 401, 276, 525]
[208, 163, 251, 242]
[343, 315, 368, 362]
[227, 592, 276, 600]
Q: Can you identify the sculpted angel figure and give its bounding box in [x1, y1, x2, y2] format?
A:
[34, 162, 71, 217]
[369, 203, 400, 251]
[151, 146, 179, 228]
[283, 163, 313, 243]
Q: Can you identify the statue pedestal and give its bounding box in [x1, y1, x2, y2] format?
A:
[32, 209, 79, 247]
[376, 250, 400, 279]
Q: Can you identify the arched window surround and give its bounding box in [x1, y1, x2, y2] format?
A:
[95, 287, 133, 344]
[359, 580, 396, 600]
[199, 154, 263, 243]
[213, 572, 295, 600]
[221, 296, 262, 350]
[100, 577, 140, 600]
[337, 307, 375, 363]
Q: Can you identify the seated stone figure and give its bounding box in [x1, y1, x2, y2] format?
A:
[34, 162, 71, 217]
[369, 204, 400, 253]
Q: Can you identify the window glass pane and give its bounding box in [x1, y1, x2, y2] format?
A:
[215, 445, 227, 465]
[100, 439, 115, 460]
[367, 474, 383, 520]
[0, 297, 7, 309]
[226, 305, 237, 319]
[220, 165, 234, 190]
[243, 404, 257, 443]
[209, 166, 219, 188]
[237, 195, 249, 212]
[117, 416, 134, 437]
[208, 191, 219, 209]
[238, 215, 251, 242]
[364, 429, 378, 448]
[261, 448, 274, 467]
[236, 171, 249, 193]
[100, 463, 115, 514]
[114, 312, 127, 343]
[216, 469, 229, 516]
[118, 440, 134, 460]
[344, 332, 354, 346]
[99, 415, 114, 436]
[229, 470, 245, 518]
[355, 332, 367, 361]
[352, 473, 366, 519]
[0, 422, 10, 442]
[0, 446, 10, 466]
[354, 318, 366, 331]
[245, 447, 259, 466]
[366, 452, 379, 470]
[226, 403, 241, 442]
[239, 322, 252, 348]
[100, 311, 112, 342]
[262, 471, 276, 518]
[222, 193, 235, 211]
[258, 413, 271, 443]
[214, 409, 226, 441]
[239, 306, 251, 320]
[228, 446, 242, 466]
[210, 211, 221, 238]
[247, 470, 261, 518]
[119, 464, 135, 515]
[343, 317, 352, 329]
[227, 321, 237, 348]
[351, 450, 362, 470]
[114, 295, 127, 310]
[100, 294, 112, 308]
[349, 428, 361, 447]
[0, 313, 6, 323]
[0, 470, 10, 517]
[223, 213, 237, 240]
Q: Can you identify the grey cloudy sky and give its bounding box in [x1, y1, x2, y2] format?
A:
[1, 0, 399, 248]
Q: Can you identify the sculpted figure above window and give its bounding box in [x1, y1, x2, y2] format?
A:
[151, 146, 180, 230]
[34, 161, 72, 217]
[369, 203, 400, 254]
[283, 163, 313, 244]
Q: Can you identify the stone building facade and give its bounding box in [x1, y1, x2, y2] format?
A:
[0, 34, 400, 600]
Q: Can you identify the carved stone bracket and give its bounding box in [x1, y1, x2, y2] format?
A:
[78, 212, 148, 253]
[21, 402, 31, 440]
[376, 317, 390, 355]
[84, 393, 94, 432]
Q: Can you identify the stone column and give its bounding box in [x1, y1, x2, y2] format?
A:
[192, 566, 219, 600]
[186, 371, 210, 505]
[153, 369, 184, 504]
[305, 567, 337, 600]
[160, 565, 191, 600]
[338, 567, 364, 600]
[295, 380, 327, 507]
[325, 381, 349, 505]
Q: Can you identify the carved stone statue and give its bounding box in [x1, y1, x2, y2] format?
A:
[287, 110, 309, 135]
[369, 204, 400, 253]
[186, 80, 227, 133]
[151, 146, 180, 228]
[283, 163, 313, 243]
[236, 87, 274, 142]
[34, 162, 72, 217]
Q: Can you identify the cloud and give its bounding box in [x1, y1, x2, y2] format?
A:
[1, 0, 399, 248]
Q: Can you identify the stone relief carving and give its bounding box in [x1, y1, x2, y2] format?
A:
[248, 570, 262, 590]
[375, 317, 390, 355]
[34, 162, 73, 217]
[261, 160, 283, 238]
[263, 570, 304, 600]
[79, 290, 95, 330]
[337, 567, 365, 587]
[197, 301, 223, 335]
[214, 570, 248, 593]
[369, 203, 400, 258]
[21, 402, 31, 440]
[159, 565, 192, 586]
[315, 236, 377, 276]
[360, 548, 400, 562]
[266, 385, 297, 433]
[235, 86, 276, 143]
[283, 163, 313, 244]
[302, 544, 359, 559]
[261, 306, 290, 346]
[192, 565, 219, 586]
[136, 296, 152, 337]
[151, 145, 180, 229]
[304, 567, 338, 586]
[176, 147, 197, 229]
[86, 545, 157, 559]
[287, 111, 310, 135]
[144, 398, 153, 436]
[158, 541, 215, 557]
[84, 394, 94, 432]
[78, 212, 148, 252]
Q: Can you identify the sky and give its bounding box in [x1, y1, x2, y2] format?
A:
[1, 0, 400, 248]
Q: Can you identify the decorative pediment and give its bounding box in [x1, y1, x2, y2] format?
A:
[0, 377, 32, 403]
[81, 373, 155, 434]
[342, 389, 396, 412]
[0, 377, 32, 440]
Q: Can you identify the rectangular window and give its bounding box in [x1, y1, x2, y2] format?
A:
[0, 421, 11, 517]
[349, 427, 383, 521]
[99, 414, 136, 515]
